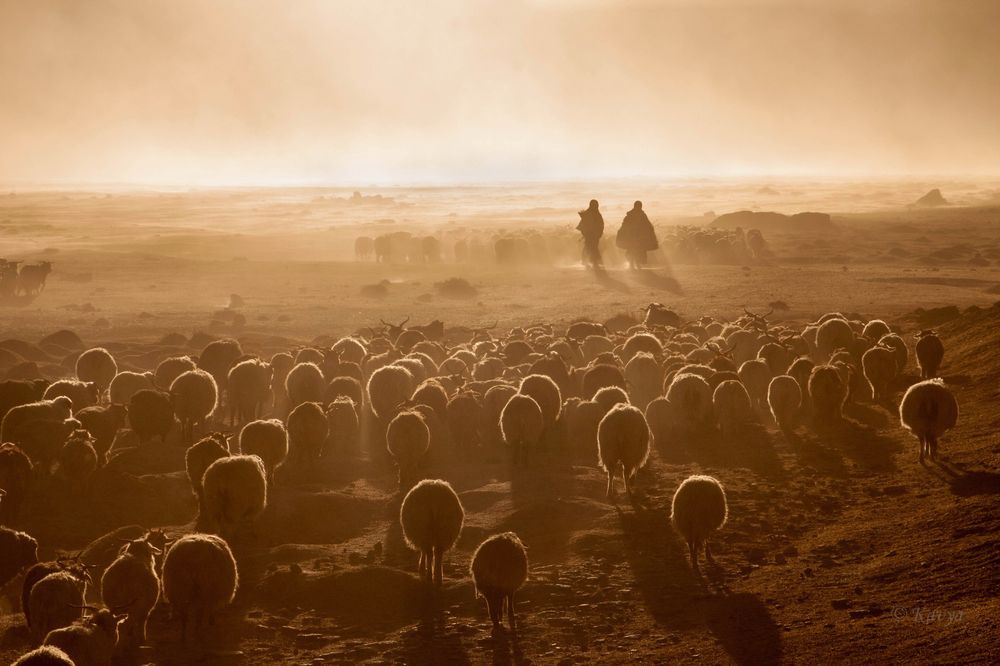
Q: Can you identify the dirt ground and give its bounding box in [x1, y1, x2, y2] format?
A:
[0, 187, 998, 665]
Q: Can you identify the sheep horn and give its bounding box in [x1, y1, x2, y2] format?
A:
[398, 316, 410, 328]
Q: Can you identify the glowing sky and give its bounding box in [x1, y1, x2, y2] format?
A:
[2, 0, 999, 185]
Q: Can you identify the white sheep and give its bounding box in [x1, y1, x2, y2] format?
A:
[712, 379, 753, 438]
[200, 454, 267, 539]
[367, 364, 414, 422]
[161, 533, 238, 643]
[169, 369, 218, 444]
[914, 330, 944, 379]
[108, 371, 155, 405]
[284, 362, 326, 409]
[767, 375, 801, 430]
[75, 348, 118, 400]
[238, 419, 287, 486]
[399, 479, 465, 585]
[861, 344, 897, 402]
[500, 394, 544, 466]
[665, 373, 712, 433]
[597, 404, 650, 500]
[386, 410, 430, 490]
[671, 474, 728, 572]
[42, 608, 123, 666]
[28, 570, 88, 644]
[470, 532, 528, 630]
[227, 358, 272, 424]
[899, 379, 958, 463]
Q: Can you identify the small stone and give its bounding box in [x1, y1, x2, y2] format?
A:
[831, 598, 852, 610]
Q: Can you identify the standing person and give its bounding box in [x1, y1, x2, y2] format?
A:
[576, 199, 604, 269]
[616, 201, 658, 270]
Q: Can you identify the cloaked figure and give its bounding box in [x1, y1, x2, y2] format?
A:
[616, 201, 659, 269]
[576, 199, 604, 269]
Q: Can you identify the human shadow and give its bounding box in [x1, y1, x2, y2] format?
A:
[592, 267, 631, 293]
[631, 268, 684, 295]
[704, 592, 783, 666]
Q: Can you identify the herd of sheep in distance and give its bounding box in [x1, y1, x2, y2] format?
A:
[0, 302, 959, 665]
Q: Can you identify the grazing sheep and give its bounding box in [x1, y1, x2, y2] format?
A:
[671, 474, 727, 572]
[43, 380, 98, 410]
[411, 380, 449, 421]
[815, 317, 853, 362]
[28, 570, 89, 644]
[877, 333, 908, 375]
[767, 375, 801, 430]
[566, 398, 604, 459]
[862, 344, 897, 402]
[326, 375, 364, 406]
[712, 380, 753, 438]
[227, 358, 272, 424]
[75, 348, 118, 399]
[737, 358, 771, 411]
[186, 434, 230, 519]
[153, 356, 196, 391]
[56, 430, 98, 486]
[517, 374, 562, 432]
[386, 410, 430, 490]
[644, 397, 671, 451]
[1, 397, 73, 444]
[788, 356, 815, 411]
[196, 338, 243, 398]
[108, 371, 155, 405]
[862, 319, 892, 342]
[161, 533, 238, 643]
[808, 365, 846, 423]
[100, 536, 160, 657]
[622, 333, 662, 362]
[446, 392, 481, 449]
[12, 646, 75, 665]
[582, 364, 627, 399]
[325, 397, 359, 454]
[470, 532, 529, 630]
[43, 607, 123, 666]
[399, 479, 465, 585]
[597, 404, 650, 500]
[481, 385, 517, 446]
[238, 419, 287, 485]
[0, 443, 33, 525]
[74, 404, 127, 466]
[915, 330, 944, 379]
[331, 337, 367, 364]
[0, 526, 38, 588]
[269, 352, 295, 415]
[899, 379, 958, 463]
[170, 369, 218, 444]
[624, 352, 662, 410]
[367, 364, 415, 422]
[287, 401, 328, 464]
[126, 389, 174, 444]
[665, 373, 712, 433]
[0, 379, 49, 426]
[200, 454, 267, 539]
[500, 394, 544, 466]
[757, 342, 793, 376]
[285, 362, 326, 409]
[592, 385, 629, 414]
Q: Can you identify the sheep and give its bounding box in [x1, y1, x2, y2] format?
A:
[623, 351, 662, 410]
[565, 398, 604, 460]
[74, 403, 127, 466]
[100, 536, 160, 657]
[200, 454, 267, 539]
[500, 394, 544, 466]
[367, 364, 415, 422]
[411, 380, 449, 421]
[126, 389, 174, 444]
[331, 336, 366, 364]
[808, 365, 846, 423]
[482, 385, 517, 446]
[644, 397, 671, 452]
[153, 355, 196, 391]
[12, 646, 75, 665]
[592, 385, 629, 414]
[75, 348, 118, 400]
[269, 352, 295, 416]
[861, 344, 897, 402]
[470, 532, 529, 631]
[285, 362, 326, 409]
[0, 379, 48, 426]
[1, 397, 73, 444]
[196, 338, 243, 398]
[170, 369, 218, 444]
[28, 570, 89, 644]
[517, 374, 562, 433]
[915, 330, 944, 379]
[757, 342, 793, 376]
[42, 607, 123, 666]
[815, 317, 853, 362]
[767, 375, 801, 430]
[877, 333, 908, 374]
[227, 358, 272, 424]
[399, 479, 465, 585]
[737, 358, 771, 411]
[0, 526, 37, 588]
[43, 380, 99, 410]
[712, 380, 753, 438]
[899, 379, 959, 463]
[395, 357, 428, 384]
[621, 332, 662, 362]
[186, 434, 230, 519]
[325, 397, 359, 454]
[665, 373, 712, 433]
[597, 404, 650, 500]
[56, 430, 98, 487]
[238, 419, 287, 485]
[108, 371, 155, 405]
[294, 348, 325, 366]
[0, 443, 33, 525]
[670, 474, 727, 572]
[287, 401, 329, 464]
[862, 319, 891, 342]
[161, 533, 238, 643]
[386, 410, 430, 491]
[788, 356, 815, 410]
[326, 375, 364, 406]
[446, 392, 481, 449]
[582, 364, 627, 399]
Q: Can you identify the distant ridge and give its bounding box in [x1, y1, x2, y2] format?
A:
[709, 210, 832, 231]
[914, 188, 948, 207]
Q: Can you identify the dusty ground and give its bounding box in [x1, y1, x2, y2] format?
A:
[0, 186, 998, 664]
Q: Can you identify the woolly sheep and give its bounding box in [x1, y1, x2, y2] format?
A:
[170, 369, 218, 444]
[623, 352, 662, 410]
[287, 401, 328, 464]
[597, 404, 650, 500]
[1, 397, 73, 443]
[74, 404, 127, 466]
[28, 570, 88, 644]
[877, 333, 908, 374]
[862, 319, 891, 342]
[446, 392, 481, 449]
[862, 345, 897, 402]
[186, 434, 230, 518]
[386, 410, 430, 490]
[108, 371, 155, 405]
[767, 375, 801, 430]
[154, 355, 196, 391]
[622, 333, 662, 362]
[412, 380, 449, 421]
[325, 397, 359, 454]
[326, 375, 364, 406]
[665, 373, 712, 433]
[200, 454, 267, 539]
[582, 363, 627, 399]
[285, 362, 326, 409]
[0, 526, 37, 588]
[815, 318, 853, 362]
[331, 337, 366, 364]
[482, 385, 517, 446]
[500, 394, 544, 466]
[671, 474, 727, 572]
[294, 348, 324, 366]
[737, 358, 771, 411]
[592, 385, 629, 414]
[644, 397, 671, 451]
[239, 419, 287, 486]
[100, 536, 160, 656]
[75, 348, 118, 398]
[915, 330, 944, 379]
[470, 532, 528, 630]
[518, 374, 562, 431]
[12, 646, 75, 665]
[161, 533, 238, 643]
[227, 358, 272, 424]
[43, 380, 99, 410]
[395, 357, 428, 384]
[0, 443, 33, 525]
[367, 364, 415, 422]
[43, 608, 123, 666]
[56, 430, 98, 486]
[127, 389, 174, 444]
[808, 365, 846, 423]
[788, 357, 815, 409]
[757, 342, 793, 376]
[712, 380, 753, 438]
[269, 352, 295, 415]
[399, 479, 465, 585]
[899, 379, 958, 463]
[566, 398, 604, 460]
[196, 338, 243, 396]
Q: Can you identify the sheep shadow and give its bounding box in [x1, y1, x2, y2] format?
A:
[704, 592, 783, 666]
[934, 461, 1000, 497]
[684, 424, 785, 480]
[813, 417, 902, 472]
[487, 627, 528, 666]
[784, 430, 850, 478]
[397, 607, 472, 666]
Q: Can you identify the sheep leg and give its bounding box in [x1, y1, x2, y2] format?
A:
[705, 539, 715, 564]
[928, 434, 938, 461]
[507, 592, 517, 630]
[433, 545, 444, 586]
[605, 470, 614, 500]
[623, 464, 633, 501]
[689, 540, 699, 572]
[919, 436, 926, 464]
[487, 591, 502, 626]
[418, 550, 428, 579]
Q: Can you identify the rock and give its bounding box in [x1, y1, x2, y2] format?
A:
[710, 210, 833, 231]
[914, 188, 948, 207]
[831, 598, 852, 610]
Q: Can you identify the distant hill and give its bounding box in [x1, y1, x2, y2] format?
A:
[914, 188, 948, 207]
[709, 210, 833, 231]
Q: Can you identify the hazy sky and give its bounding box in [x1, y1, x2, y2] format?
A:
[2, 0, 999, 185]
